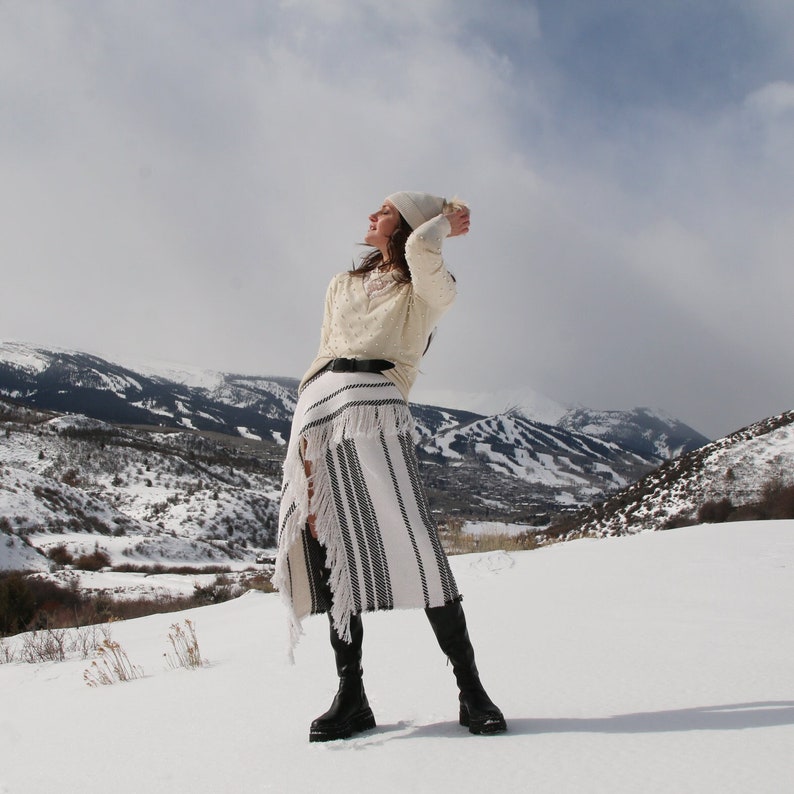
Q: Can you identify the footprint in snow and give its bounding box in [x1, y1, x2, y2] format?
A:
[468, 550, 514, 575]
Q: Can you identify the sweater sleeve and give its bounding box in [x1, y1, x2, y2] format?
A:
[404, 214, 457, 310]
[297, 275, 338, 393]
[318, 275, 337, 349]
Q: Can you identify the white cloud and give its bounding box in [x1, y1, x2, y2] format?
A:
[745, 80, 794, 115]
[1, 0, 792, 438]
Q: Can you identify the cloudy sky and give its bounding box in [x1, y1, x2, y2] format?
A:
[2, 0, 792, 438]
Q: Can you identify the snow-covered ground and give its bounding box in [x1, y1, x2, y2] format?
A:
[462, 519, 539, 536]
[2, 521, 793, 793]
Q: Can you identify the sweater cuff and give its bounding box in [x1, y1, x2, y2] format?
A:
[410, 214, 451, 251]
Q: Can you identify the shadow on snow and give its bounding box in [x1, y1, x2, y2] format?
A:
[326, 701, 794, 745]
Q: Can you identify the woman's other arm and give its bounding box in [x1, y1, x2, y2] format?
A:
[405, 206, 470, 308]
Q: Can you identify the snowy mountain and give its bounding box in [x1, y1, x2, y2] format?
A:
[560, 410, 794, 538]
[413, 409, 658, 523]
[0, 340, 298, 445]
[411, 384, 708, 461]
[0, 341, 709, 531]
[558, 406, 704, 459]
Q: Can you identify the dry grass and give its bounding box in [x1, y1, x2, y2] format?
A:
[238, 571, 275, 593]
[83, 637, 144, 686]
[164, 619, 206, 670]
[440, 526, 541, 556]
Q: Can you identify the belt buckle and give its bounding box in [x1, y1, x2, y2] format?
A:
[333, 358, 355, 372]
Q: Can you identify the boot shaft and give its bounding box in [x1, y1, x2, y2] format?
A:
[425, 599, 507, 735]
[425, 599, 480, 689]
[310, 612, 375, 742]
[329, 611, 365, 679]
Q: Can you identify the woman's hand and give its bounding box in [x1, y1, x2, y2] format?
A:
[445, 207, 471, 238]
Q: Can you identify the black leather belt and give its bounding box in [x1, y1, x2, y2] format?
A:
[320, 358, 395, 373]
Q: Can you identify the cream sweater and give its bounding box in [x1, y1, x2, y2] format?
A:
[299, 213, 457, 401]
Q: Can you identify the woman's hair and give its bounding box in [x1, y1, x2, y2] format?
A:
[349, 196, 466, 280]
[349, 212, 413, 282]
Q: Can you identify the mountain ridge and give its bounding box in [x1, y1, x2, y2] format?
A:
[1, 340, 708, 536]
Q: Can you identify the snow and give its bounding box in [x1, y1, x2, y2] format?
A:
[237, 426, 262, 441]
[462, 520, 534, 537]
[95, 371, 142, 396]
[430, 431, 463, 460]
[0, 341, 52, 375]
[108, 356, 226, 391]
[46, 414, 112, 432]
[130, 399, 174, 418]
[0, 533, 45, 569]
[2, 521, 793, 793]
[58, 566, 225, 600]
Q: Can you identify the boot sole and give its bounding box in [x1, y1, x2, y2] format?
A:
[309, 707, 376, 743]
[460, 707, 507, 735]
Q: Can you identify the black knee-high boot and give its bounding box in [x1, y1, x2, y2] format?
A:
[305, 529, 375, 742]
[425, 599, 507, 735]
[309, 611, 376, 742]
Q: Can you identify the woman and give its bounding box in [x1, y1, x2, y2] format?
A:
[274, 191, 506, 742]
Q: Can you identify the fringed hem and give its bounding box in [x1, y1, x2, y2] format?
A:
[307, 400, 413, 646]
[274, 373, 415, 657]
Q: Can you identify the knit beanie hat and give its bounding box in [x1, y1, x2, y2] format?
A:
[386, 191, 445, 231]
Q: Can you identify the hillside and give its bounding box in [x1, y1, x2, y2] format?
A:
[1, 399, 282, 571]
[559, 410, 794, 538]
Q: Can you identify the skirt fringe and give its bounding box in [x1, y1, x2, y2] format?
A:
[273, 371, 458, 659]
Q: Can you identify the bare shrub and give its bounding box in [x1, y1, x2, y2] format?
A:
[5, 621, 111, 665]
[21, 628, 68, 663]
[61, 468, 81, 487]
[96, 592, 200, 622]
[241, 572, 275, 593]
[728, 504, 764, 522]
[193, 574, 240, 604]
[0, 572, 36, 634]
[0, 571, 103, 636]
[697, 498, 734, 524]
[775, 485, 794, 519]
[47, 544, 74, 566]
[110, 563, 232, 576]
[73, 547, 111, 571]
[761, 480, 794, 520]
[72, 623, 111, 660]
[662, 513, 695, 530]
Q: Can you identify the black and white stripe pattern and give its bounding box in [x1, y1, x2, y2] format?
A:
[274, 371, 459, 654]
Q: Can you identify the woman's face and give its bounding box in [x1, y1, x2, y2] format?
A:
[364, 200, 401, 256]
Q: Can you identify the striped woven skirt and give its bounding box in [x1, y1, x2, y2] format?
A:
[273, 370, 459, 654]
